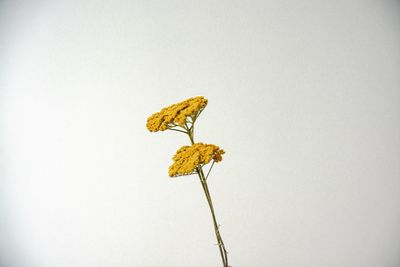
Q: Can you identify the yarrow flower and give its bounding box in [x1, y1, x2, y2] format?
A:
[146, 96, 208, 132]
[169, 143, 225, 177]
[146, 96, 230, 267]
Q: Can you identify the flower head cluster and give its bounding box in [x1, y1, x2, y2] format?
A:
[169, 143, 225, 177]
[146, 96, 208, 132]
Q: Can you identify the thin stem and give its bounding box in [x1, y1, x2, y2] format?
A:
[188, 128, 228, 267]
[188, 129, 195, 144]
[192, 109, 203, 126]
[205, 160, 215, 181]
[168, 128, 188, 134]
[197, 168, 227, 267]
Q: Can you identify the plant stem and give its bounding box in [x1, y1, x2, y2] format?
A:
[187, 129, 229, 267]
[205, 160, 215, 180]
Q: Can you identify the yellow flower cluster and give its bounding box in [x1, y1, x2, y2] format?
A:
[169, 143, 225, 177]
[146, 96, 208, 132]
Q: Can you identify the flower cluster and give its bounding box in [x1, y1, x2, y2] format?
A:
[168, 143, 225, 177]
[146, 96, 208, 132]
[146, 96, 229, 267]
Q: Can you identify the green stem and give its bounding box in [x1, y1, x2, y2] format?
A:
[188, 130, 228, 267]
[205, 160, 215, 180]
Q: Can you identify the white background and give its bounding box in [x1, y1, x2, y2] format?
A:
[1, 1, 399, 266]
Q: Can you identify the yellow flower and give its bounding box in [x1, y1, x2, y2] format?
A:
[168, 143, 225, 177]
[146, 96, 208, 132]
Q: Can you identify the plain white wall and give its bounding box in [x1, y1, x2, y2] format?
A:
[1, 1, 400, 266]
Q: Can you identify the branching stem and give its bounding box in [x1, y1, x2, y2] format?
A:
[167, 114, 229, 267]
[187, 129, 229, 267]
[168, 128, 188, 134]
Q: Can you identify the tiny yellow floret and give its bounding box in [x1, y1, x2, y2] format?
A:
[146, 96, 208, 132]
[168, 143, 225, 177]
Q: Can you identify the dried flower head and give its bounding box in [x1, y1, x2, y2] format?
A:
[146, 96, 208, 132]
[169, 143, 225, 177]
